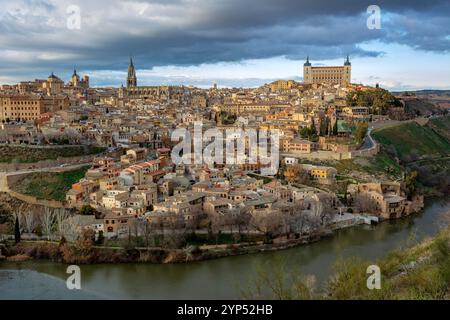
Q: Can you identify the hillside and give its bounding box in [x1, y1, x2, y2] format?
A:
[0, 145, 105, 163]
[327, 225, 450, 299]
[403, 98, 442, 116]
[10, 166, 90, 201]
[371, 116, 450, 195]
[372, 117, 450, 163]
[428, 115, 450, 141]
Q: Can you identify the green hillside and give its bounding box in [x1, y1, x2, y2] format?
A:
[11, 166, 90, 201]
[372, 119, 450, 163]
[403, 98, 441, 116]
[428, 115, 450, 141]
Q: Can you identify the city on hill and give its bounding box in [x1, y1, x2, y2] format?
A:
[0, 55, 449, 269]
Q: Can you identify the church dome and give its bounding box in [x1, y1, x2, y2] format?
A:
[48, 72, 58, 79]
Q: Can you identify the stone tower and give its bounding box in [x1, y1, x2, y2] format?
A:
[343, 55, 351, 85]
[127, 56, 137, 88]
[303, 56, 312, 83]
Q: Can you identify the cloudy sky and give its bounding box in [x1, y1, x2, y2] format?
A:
[0, 0, 449, 90]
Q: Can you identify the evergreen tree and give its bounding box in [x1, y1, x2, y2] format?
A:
[14, 216, 21, 243]
[333, 118, 338, 136]
[319, 118, 326, 136]
[310, 119, 317, 137]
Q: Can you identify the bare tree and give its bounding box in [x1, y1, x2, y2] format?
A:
[251, 211, 284, 241]
[235, 206, 252, 236]
[130, 219, 141, 239]
[355, 193, 378, 214]
[56, 209, 82, 241]
[163, 215, 187, 249]
[222, 212, 236, 234]
[11, 203, 28, 232]
[55, 208, 71, 237]
[41, 207, 56, 240]
[21, 210, 38, 234]
[291, 212, 307, 235]
[210, 214, 224, 244]
[283, 164, 310, 184]
[305, 196, 335, 226]
[139, 219, 154, 248]
[289, 202, 307, 234]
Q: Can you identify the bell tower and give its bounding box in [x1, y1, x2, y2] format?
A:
[303, 56, 312, 83]
[127, 56, 137, 88]
[343, 55, 351, 85]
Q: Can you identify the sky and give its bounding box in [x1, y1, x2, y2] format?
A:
[0, 0, 449, 90]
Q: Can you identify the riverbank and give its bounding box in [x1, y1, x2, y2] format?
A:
[0, 232, 327, 265]
[325, 225, 450, 299]
[1, 198, 448, 299]
[0, 198, 443, 266]
[0, 196, 445, 266]
[247, 224, 450, 299]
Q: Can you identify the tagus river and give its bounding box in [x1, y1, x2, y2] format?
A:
[1, 198, 449, 300]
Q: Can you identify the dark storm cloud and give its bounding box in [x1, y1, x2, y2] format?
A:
[0, 0, 448, 79]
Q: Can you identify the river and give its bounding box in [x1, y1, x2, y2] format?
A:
[1, 198, 449, 299]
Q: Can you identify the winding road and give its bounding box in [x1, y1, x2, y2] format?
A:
[359, 116, 430, 152]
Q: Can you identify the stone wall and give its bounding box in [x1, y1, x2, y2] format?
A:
[6, 190, 66, 209]
[350, 143, 380, 158]
[5, 172, 68, 209]
[0, 154, 96, 172]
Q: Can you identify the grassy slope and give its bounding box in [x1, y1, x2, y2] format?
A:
[0, 145, 105, 163]
[427, 115, 450, 141]
[11, 166, 90, 201]
[404, 98, 441, 116]
[372, 120, 450, 162]
[327, 227, 450, 300]
[245, 227, 450, 300]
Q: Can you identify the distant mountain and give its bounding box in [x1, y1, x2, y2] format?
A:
[393, 89, 450, 96]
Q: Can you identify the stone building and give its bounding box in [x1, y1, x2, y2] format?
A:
[0, 94, 70, 122]
[303, 56, 351, 85]
[0, 94, 44, 122]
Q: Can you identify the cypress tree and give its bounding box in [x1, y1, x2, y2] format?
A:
[310, 119, 317, 137]
[14, 216, 21, 244]
[333, 118, 338, 136]
[319, 119, 326, 136]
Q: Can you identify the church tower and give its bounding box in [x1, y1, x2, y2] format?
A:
[127, 56, 137, 88]
[71, 68, 80, 87]
[343, 55, 351, 85]
[303, 56, 312, 83]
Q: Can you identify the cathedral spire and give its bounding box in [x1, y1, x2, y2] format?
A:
[127, 56, 137, 88]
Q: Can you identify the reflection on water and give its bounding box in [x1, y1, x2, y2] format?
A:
[1, 198, 449, 299]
